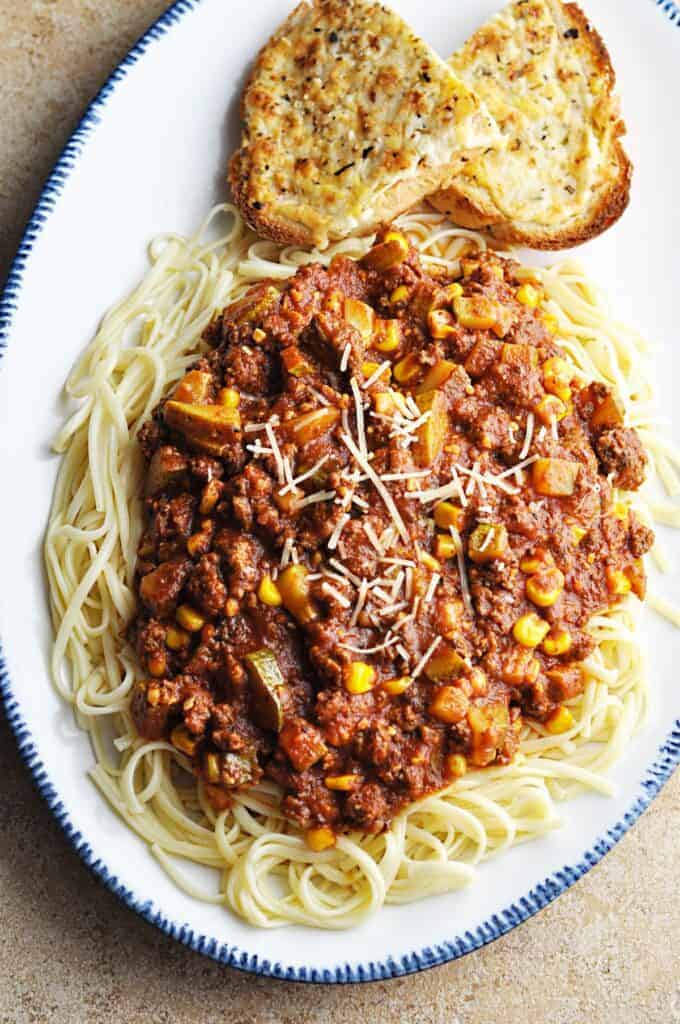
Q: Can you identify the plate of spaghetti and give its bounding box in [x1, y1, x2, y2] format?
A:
[1, 0, 679, 983]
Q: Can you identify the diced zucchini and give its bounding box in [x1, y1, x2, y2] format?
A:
[223, 283, 279, 325]
[454, 296, 514, 338]
[416, 359, 456, 394]
[172, 370, 214, 405]
[591, 391, 624, 429]
[245, 648, 285, 732]
[532, 458, 580, 497]
[164, 400, 241, 456]
[415, 390, 449, 467]
[286, 407, 340, 446]
[468, 523, 509, 563]
[281, 346, 313, 378]
[145, 446, 188, 496]
[424, 644, 466, 682]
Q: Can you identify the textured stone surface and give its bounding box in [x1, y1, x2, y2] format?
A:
[1, 3, 679, 1022]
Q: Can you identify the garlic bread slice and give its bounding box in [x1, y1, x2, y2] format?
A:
[229, 0, 501, 249]
[429, 0, 631, 249]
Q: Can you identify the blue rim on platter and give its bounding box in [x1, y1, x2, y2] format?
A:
[1, 0, 679, 985]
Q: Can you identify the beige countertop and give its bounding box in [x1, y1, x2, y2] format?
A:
[0, 3, 679, 1022]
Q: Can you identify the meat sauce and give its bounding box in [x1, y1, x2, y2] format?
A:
[130, 227, 653, 840]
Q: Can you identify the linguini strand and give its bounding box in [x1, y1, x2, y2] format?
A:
[44, 203, 680, 929]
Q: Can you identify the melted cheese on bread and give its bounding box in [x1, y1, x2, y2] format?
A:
[230, 0, 501, 248]
[430, 0, 630, 244]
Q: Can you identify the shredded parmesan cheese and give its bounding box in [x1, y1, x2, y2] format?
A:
[363, 521, 384, 554]
[265, 421, 285, 484]
[349, 578, 370, 627]
[519, 412, 535, 460]
[279, 454, 330, 495]
[328, 513, 351, 550]
[298, 489, 336, 508]
[340, 432, 409, 543]
[328, 558, 362, 586]
[321, 582, 352, 608]
[280, 537, 293, 569]
[424, 572, 441, 605]
[412, 636, 442, 680]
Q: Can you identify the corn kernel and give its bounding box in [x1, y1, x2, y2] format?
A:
[542, 357, 572, 402]
[445, 282, 464, 301]
[252, 328, 266, 342]
[516, 283, 541, 308]
[382, 676, 412, 696]
[345, 661, 376, 694]
[571, 525, 587, 545]
[219, 387, 240, 409]
[306, 826, 336, 851]
[545, 706, 576, 735]
[612, 502, 629, 522]
[542, 628, 572, 656]
[513, 612, 550, 648]
[535, 394, 568, 425]
[434, 534, 458, 560]
[393, 352, 421, 383]
[176, 604, 205, 632]
[444, 753, 467, 779]
[278, 563, 317, 623]
[325, 774, 360, 791]
[373, 319, 401, 352]
[258, 575, 282, 607]
[362, 360, 381, 378]
[605, 566, 632, 596]
[166, 626, 190, 651]
[390, 285, 409, 304]
[542, 312, 560, 334]
[526, 567, 565, 608]
[519, 550, 554, 574]
[434, 501, 465, 531]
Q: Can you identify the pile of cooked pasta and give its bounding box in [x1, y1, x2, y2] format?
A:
[44, 204, 680, 928]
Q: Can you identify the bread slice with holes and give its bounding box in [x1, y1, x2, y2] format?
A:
[229, 0, 501, 249]
[428, 0, 632, 249]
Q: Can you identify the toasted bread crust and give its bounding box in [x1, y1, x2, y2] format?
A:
[229, 0, 500, 249]
[229, 152, 314, 248]
[429, 0, 632, 249]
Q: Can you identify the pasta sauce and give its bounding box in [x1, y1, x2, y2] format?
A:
[130, 228, 653, 842]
